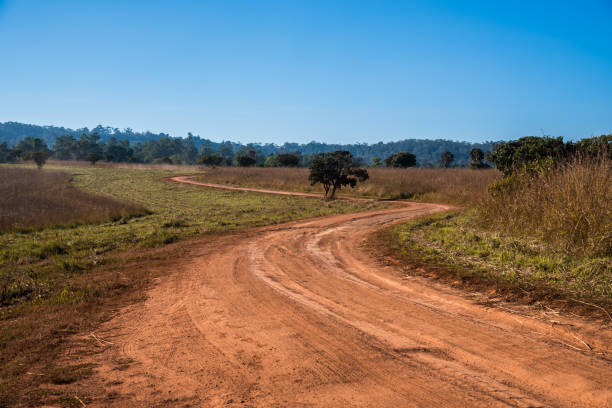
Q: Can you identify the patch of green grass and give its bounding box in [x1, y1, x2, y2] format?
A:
[389, 210, 611, 304]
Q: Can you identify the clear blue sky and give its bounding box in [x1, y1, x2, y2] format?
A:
[0, 0, 610, 144]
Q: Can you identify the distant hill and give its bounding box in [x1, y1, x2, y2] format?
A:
[0, 121, 495, 166]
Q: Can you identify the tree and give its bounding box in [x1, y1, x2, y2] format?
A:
[236, 155, 256, 167]
[487, 136, 569, 176]
[30, 151, 50, 169]
[572, 134, 611, 159]
[308, 151, 369, 200]
[199, 154, 224, 166]
[0, 142, 9, 163]
[385, 152, 416, 168]
[441, 151, 454, 168]
[371, 157, 382, 167]
[86, 153, 100, 166]
[469, 148, 489, 169]
[276, 153, 300, 167]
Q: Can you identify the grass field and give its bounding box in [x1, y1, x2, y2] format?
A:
[0, 162, 385, 406]
[0, 167, 148, 233]
[194, 166, 501, 205]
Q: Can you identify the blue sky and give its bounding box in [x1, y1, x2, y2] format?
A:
[0, 0, 610, 144]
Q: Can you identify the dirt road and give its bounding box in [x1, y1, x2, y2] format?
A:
[84, 178, 612, 407]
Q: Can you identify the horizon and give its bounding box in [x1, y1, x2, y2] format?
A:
[1, 1, 611, 144]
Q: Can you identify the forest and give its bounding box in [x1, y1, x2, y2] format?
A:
[0, 121, 493, 167]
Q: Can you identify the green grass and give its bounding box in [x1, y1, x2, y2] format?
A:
[0, 163, 385, 406]
[389, 210, 611, 305]
[0, 164, 384, 306]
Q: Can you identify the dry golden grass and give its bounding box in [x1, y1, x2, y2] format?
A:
[195, 167, 501, 204]
[479, 156, 611, 257]
[0, 166, 147, 232]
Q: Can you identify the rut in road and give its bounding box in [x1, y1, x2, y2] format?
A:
[83, 178, 612, 407]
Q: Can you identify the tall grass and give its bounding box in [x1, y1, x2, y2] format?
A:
[195, 167, 500, 205]
[479, 156, 611, 257]
[0, 166, 147, 232]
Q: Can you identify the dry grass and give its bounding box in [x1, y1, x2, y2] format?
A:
[479, 156, 611, 257]
[195, 167, 501, 204]
[0, 167, 148, 232]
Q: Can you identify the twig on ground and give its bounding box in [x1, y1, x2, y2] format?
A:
[75, 395, 87, 407]
[569, 298, 612, 321]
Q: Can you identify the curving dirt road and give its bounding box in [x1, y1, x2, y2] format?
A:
[84, 178, 612, 407]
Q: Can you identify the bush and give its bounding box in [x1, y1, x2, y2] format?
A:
[385, 152, 416, 168]
[487, 136, 569, 176]
[236, 155, 256, 167]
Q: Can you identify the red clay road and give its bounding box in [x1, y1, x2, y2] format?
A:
[83, 177, 612, 407]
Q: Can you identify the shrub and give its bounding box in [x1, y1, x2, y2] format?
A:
[487, 136, 569, 176]
[236, 155, 256, 167]
[385, 152, 416, 168]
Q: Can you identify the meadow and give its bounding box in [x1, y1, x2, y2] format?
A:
[194, 166, 501, 204]
[0, 162, 384, 405]
[0, 167, 148, 233]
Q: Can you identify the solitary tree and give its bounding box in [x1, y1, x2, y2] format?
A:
[441, 151, 454, 168]
[87, 153, 101, 166]
[30, 151, 50, 169]
[469, 148, 489, 169]
[385, 152, 416, 168]
[371, 157, 382, 167]
[308, 151, 369, 200]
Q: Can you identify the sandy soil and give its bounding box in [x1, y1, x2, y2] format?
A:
[77, 178, 612, 407]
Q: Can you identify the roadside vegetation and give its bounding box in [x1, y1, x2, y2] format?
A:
[387, 135, 611, 310]
[0, 162, 384, 406]
[194, 166, 500, 204]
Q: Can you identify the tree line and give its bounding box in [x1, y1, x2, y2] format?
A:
[0, 121, 493, 167]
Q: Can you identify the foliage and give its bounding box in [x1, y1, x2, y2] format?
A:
[308, 151, 369, 199]
[28, 151, 50, 169]
[440, 151, 454, 168]
[573, 134, 611, 159]
[371, 157, 382, 167]
[1, 121, 495, 166]
[236, 155, 257, 167]
[469, 148, 490, 169]
[487, 136, 570, 176]
[198, 154, 224, 166]
[384, 152, 417, 168]
[86, 153, 100, 165]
